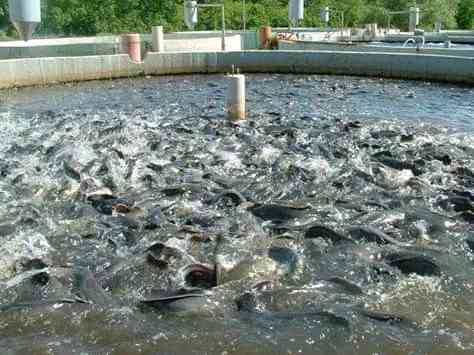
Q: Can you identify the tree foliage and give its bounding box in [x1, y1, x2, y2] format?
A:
[0, 0, 473, 38]
[0, 0, 7, 27]
[456, 0, 474, 28]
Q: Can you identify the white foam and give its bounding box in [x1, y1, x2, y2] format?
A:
[0, 232, 52, 281]
[216, 150, 244, 169]
[256, 145, 281, 165]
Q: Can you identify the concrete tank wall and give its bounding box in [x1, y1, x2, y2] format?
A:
[162, 33, 241, 52]
[0, 32, 245, 59]
[278, 40, 474, 58]
[0, 36, 122, 59]
[0, 42, 121, 59]
[1, 50, 473, 89]
[385, 32, 474, 44]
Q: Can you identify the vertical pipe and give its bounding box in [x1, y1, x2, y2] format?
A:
[243, 0, 246, 32]
[409, 7, 419, 33]
[123, 33, 141, 63]
[340, 12, 344, 39]
[152, 26, 164, 52]
[409, 7, 414, 33]
[259, 26, 272, 49]
[221, 3, 226, 51]
[226, 74, 246, 122]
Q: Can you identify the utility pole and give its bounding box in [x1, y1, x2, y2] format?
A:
[243, 0, 246, 32]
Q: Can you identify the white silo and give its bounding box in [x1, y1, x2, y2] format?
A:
[289, 0, 304, 26]
[8, 0, 41, 41]
[184, 0, 198, 30]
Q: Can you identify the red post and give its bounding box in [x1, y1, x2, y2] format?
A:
[123, 33, 141, 63]
[259, 26, 272, 49]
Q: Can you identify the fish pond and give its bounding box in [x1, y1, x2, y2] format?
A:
[0, 74, 473, 354]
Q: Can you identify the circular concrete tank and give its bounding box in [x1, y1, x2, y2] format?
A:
[1, 71, 474, 355]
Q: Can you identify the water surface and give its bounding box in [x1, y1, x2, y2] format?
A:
[0, 75, 473, 355]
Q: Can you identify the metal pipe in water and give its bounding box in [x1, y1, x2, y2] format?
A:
[226, 74, 246, 122]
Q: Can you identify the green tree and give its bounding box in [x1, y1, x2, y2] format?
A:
[421, 0, 459, 29]
[0, 0, 471, 38]
[456, 0, 474, 28]
[1, 0, 8, 28]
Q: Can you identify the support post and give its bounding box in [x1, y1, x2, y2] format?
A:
[226, 74, 246, 122]
[123, 33, 141, 63]
[409, 7, 420, 33]
[259, 26, 272, 49]
[152, 26, 164, 52]
[221, 2, 226, 51]
[243, 0, 246, 32]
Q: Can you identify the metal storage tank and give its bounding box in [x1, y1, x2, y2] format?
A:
[409, 7, 420, 32]
[8, 0, 41, 41]
[184, 0, 198, 30]
[289, 0, 304, 25]
[320, 7, 330, 25]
